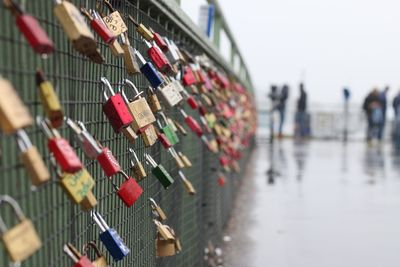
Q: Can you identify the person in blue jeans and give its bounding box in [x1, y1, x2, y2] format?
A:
[295, 83, 308, 138]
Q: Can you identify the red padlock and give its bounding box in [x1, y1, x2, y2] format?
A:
[217, 175, 226, 187]
[152, 31, 168, 52]
[4, 0, 54, 55]
[179, 109, 203, 137]
[182, 66, 196, 86]
[111, 171, 143, 207]
[144, 40, 172, 73]
[196, 69, 206, 85]
[186, 95, 198, 110]
[101, 77, 133, 133]
[157, 132, 172, 149]
[81, 8, 115, 44]
[96, 147, 121, 177]
[219, 155, 230, 167]
[38, 118, 83, 173]
[63, 243, 94, 267]
[198, 105, 207, 116]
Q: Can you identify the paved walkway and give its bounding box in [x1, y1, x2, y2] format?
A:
[224, 139, 400, 267]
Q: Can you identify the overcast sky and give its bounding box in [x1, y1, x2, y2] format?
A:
[181, 0, 400, 108]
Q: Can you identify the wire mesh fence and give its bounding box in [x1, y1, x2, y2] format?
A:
[0, 0, 254, 266]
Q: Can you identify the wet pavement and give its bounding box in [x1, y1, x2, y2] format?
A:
[223, 139, 400, 267]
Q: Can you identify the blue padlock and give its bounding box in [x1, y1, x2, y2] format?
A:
[91, 211, 129, 261]
[134, 49, 163, 88]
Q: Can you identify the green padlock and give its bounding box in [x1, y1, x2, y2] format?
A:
[157, 112, 179, 145]
[145, 154, 174, 189]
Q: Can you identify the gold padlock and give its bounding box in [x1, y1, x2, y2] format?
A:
[83, 241, 108, 267]
[178, 151, 192, 168]
[171, 149, 185, 169]
[101, 0, 128, 36]
[59, 168, 95, 204]
[128, 148, 146, 180]
[80, 191, 97, 211]
[121, 33, 140, 75]
[121, 125, 138, 144]
[147, 87, 162, 113]
[173, 120, 187, 136]
[128, 15, 154, 41]
[141, 124, 158, 147]
[168, 227, 182, 253]
[109, 38, 124, 57]
[36, 70, 63, 128]
[0, 195, 42, 263]
[54, 1, 97, 55]
[155, 220, 175, 257]
[0, 78, 33, 134]
[16, 130, 50, 186]
[121, 79, 156, 132]
[179, 171, 196, 195]
[149, 198, 167, 221]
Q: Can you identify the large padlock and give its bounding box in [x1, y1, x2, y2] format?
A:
[54, 1, 97, 55]
[149, 198, 167, 221]
[16, 129, 50, 186]
[144, 40, 172, 73]
[120, 79, 156, 132]
[140, 124, 158, 147]
[101, 77, 133, 133]
[37, 117, 83, 173]
[129, 148, 146, 180]
[36, 70, 63, 128]
[92, 211, 130, 261]
[100, 0, 128, 36]
[0, 78, 33, 134]
[83, 242, 108, 267]
[135, 49, 164, 89]
[63, 243, 94, 267]
[109, 171, 143, 207]
[60, 168, 95, 204]
[81, 8, 116, 44]
[157, 78, 183, 108]
[154, 220, 175, 257]
[0, 195, 42, 263]
[121, 33, 141, 75]
[4, 0, 54, 55]
[145, 154, 174, 189]
[96, 146, 121, 177]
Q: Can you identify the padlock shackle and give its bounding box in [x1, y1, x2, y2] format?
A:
[128, 15, 139, 27]
[15, 129, 32, 152]
[0, 195, 26, 234]
[80, 7, 94, 21]
[36, 116, 58, 139]
[118, 170, 130, 181]
[148, 198, 158, 209]
[121, 79, 142, 101]
[128, 148, 139, 163]
[101, 77, 115, 100]
[91, 211, 108, 232]
[83, 241, 103, 258]
[3, 0, 24, 16]
[63, 243, 80, 263]
[134, 49, 146, 65]
[178, 170, 187, 181]
[65, 118, 82, 135]
[144, 153, 157, 168]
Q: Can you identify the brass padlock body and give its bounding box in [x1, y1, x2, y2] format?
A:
[20, 146, 50, 186]
[80, 191, 97, 211]
[38, 81, 63, 127]
[132, 161, 146, 180]
[122, 44, 141, 75]
[180, 153, 192, 168]
[60, 168, 95, 204]
[182, 178, 196, 195]
[142, 124, 158, 147]
[156, 238, 175, 257]
[93, 256, 108, 267]
[103, 11, 128, 36]
[2, 219, 42, 262]
[122, 126, 138, 144]
[128, 98, 156, 132]
[109, 39, 124, 57]
[148, 94, 162, 113]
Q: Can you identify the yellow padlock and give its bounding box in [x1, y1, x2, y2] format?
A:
[141, 124, 158, 147]
[149, 198, 167, 221]
[179, 171, 196, 195]
[59, 168, 95, 204]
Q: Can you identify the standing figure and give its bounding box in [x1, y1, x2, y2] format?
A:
[295, 83, 308, 138]
[392, 91, 400, 148]
[277, 84, 289, 138]
[362, 88, 382, 143]
[377, 86, 389, 140]
[268, 85, 280, 141]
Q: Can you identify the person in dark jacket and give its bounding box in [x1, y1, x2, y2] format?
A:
[363, 88, 382, 142]
[377, 86, 389, 140]
[277, 85, 289, 138]
[295, 83, 308, 138]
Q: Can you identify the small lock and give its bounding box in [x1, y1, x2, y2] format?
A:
[91, 211, 130, 261]
[109, 38, 124, 57]
[128, 148, 146, 180]
[144, 40, 172, 74]
[121, 33, 140, 75]
[145, 154, 174, 189]
[182, 66, 196, 86]
[154, 220, 176, 257]
[101, 77, 133, 133]
[173, 120, 187, 136]
[135, 49, 164, 89]
[179, 171, 196, 195]
[59, 168, 95, 204]
[164, 38, 180, 63]
[16, 129, 50, 186]
[179, 109, 203, 137]
[120, 79, 156, 132]
[121, 125, 138, 144]
[157, 79, 183, 108]
[0, 78, 33, 134]
[128, 15, 154, 41]
[157, 112, 179, 146]
[96, 146, 121, 177]
[0, 195, 42, 263]
[147, 87, 162, 113]
[140, 124, 158, 147]
[101, 0, 128, 36]
[36, 70, 63, 128]
[178, 151, 192, 168]
[149, 198, 167, 221]
[80, 191, 98, 211]
[109, 171, 143, 207]
[81, 8, 116, 44]
[83, 241, 108, 267]
[63, 243, 94, 267]
[151, 30, 168, 52]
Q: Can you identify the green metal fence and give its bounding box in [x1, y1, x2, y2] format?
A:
[0, 1, 254, 266]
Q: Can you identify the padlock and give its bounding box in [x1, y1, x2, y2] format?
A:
[163, 38, 180, 64]
[4, 0, 54, 55]
[167, 227, 182, 253]
[217, 174, 226, 186]
[150, 29, 168, 52]
[36, 70, 63, 128]
[201, 93, 214, 107]
[96, 146, 121, 177]
[128, 15, 154, 41]
[101, 77, 133, 133]
[109, 171, 143, 207]
[0, 195, 42, 263]
[66, 119, 102, 160]
[91, 211, 130, 261]
[157, 131, 172, 149]
[120, 79, 156, 132]
[149, 198, 167, 221]
[182, 66, 196, 86]
[109, 38, 124, 57]
[147, 87, 162, 113]
[121, 33, 141, 75]
[199, 115, 212, 133]
[63, 243, 94, 267]
[135, 49, 164, 89]
[59, 168, 95, 204]
[54, 1, 97, 56]
[154, 220, 175, 257]
[198, 105, 207, 117]
[16, 129, 50, 186]
[140, 124, 158, 147]
[0, 78, 33, 134]
[179, 109, 203, 137]
[178, 171, 196, 195]
[121, 125, 138, 144]
[157, 78, 183, 108]
[144, 40, 172, 74]
[157, 112, 179, 146]
[100, 0, 128, 36]
[145, 153, 174, 189]
[178, 151, 192, 168]
[173, 120, 187, 136]
[166, 117, 178, 132]
[37, 117, 83, 173]
[128, 148, 146, 180]
[83, 242, 108, 267]
[80, 191, 98, 211]
[81, 8, 116, 44]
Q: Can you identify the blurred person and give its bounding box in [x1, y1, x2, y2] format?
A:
[363, 88, 383, 143]
[267, 85, 280, 142]
[343, 87, 351, 142]
[377, 86, 390, 139]
[295, 83, 308, 138]
[277, 84, 289, 138]
[392, 91, 400, 148]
